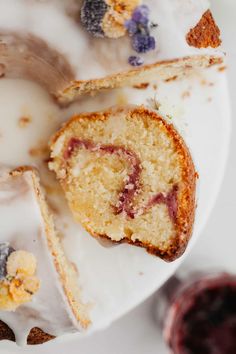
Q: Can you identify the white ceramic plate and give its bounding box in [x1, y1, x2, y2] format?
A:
[0, 64, 231, 351]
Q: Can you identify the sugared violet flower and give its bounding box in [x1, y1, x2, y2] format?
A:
[81, 0, 108, 37]
[126, 4, 156, 66]
[125, 19, 138, 36]
[132, 5, 150, 25]
[128, 56, 144, 67]
[132, 33, 156, 53]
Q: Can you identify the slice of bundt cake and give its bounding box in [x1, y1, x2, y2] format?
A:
[0, 166, 90, 346]
[49, 106, 196, 261]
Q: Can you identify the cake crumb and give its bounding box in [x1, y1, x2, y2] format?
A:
[71, 262, 79, 274]
[165, 75, 178, 83]
[133, 83, 149, 90]
[29, 144, 49, 158]
[218, 65, 227, 72]
[139, 272, 144, 276]
[186, 10, 221, 48]
[207, 97, 212, 102]
[18, 116, 32, 128]
[0, 63, 5, 78]
[200, 80, 214, 87]
[181, 91, 191, 99]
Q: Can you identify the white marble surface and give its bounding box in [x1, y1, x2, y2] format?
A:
[2, 0, 235, 353]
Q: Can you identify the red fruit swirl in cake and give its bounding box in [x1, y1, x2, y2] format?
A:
[64, 138, 178, 221]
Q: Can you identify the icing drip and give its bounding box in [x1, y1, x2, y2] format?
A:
[65, 138, 178, 222]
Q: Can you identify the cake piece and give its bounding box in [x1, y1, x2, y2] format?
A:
[0, 167, 90, 346]
[0, 0, 222, 103]
[49, 106, 196, 261]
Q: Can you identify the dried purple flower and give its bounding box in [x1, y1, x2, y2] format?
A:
[132, 33, 156, 53]
[128, 56, 144, 67]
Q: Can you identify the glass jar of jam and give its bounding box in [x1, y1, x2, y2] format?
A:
[161, 273, 236, 354]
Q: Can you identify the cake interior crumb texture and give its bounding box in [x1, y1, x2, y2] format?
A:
[50, 106, 196, 261]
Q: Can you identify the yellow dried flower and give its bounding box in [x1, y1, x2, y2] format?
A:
[0, 250, 40, 311]
[102, 0, 141, 38]
[7, 250, 37, 277]
[9, 276, 40, 303]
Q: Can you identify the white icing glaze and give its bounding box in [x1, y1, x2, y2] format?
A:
[0, 0, 219, 81]
[0, 56, 226, 342]
[0, 169, 80, 346]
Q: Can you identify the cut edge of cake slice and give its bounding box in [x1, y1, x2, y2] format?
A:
[0, 166, 91, 345]
[49, 105, 197, 262]
[11, 166, 91, 329]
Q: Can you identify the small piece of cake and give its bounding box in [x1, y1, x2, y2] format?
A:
[0, 0, 222, 103]
[0, 167, 90, 346]
[49, 106, 196, 261]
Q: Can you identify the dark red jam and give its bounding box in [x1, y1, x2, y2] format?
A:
[65, 138, 142, 217]
[65, 138, 178, 221]
[147, 184, 178, 222]
[164, 274, 236, 354]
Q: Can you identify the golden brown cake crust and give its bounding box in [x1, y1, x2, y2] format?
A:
[61, 55, 222, 102]
[0, 320, 54, 345]
[186, 10, 221, 48]
[0, 321, 15, 343]
[27, 327, 55, 345]
[50, 106, 196, 262]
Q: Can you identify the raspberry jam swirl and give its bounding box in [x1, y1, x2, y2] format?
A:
[65, 138, 178, 222]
